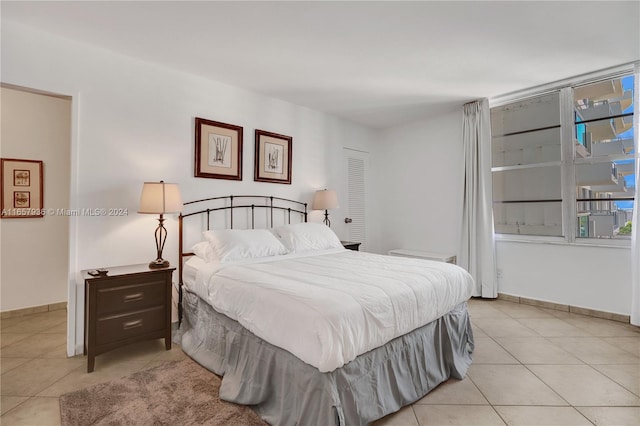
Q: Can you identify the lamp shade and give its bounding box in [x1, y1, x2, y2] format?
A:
[312, 189, 338, 211]
[138, 181, 183, 214]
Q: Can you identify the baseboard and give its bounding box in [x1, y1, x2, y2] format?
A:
[1, 301, 67, 319]
[497, 293, 630, 323]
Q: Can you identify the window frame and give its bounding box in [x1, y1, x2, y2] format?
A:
[490, 63, 638, 247]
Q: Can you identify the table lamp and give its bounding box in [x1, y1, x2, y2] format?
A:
[312, 189, 338, 227]
[138, 181, 183, 268]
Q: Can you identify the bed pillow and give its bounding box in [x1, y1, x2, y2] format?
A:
[190, 241, 216, 263]
[273, 222, 343, 253]
[202, 229, 288, 263]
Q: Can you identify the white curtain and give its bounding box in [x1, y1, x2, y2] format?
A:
[631, 67, 639, 326]
[460, 99, 497, 298]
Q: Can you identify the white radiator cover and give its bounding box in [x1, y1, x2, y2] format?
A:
[387, 249, 457, 265]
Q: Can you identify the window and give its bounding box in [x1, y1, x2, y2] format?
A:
[491, 92, 563, 236]
[574, 76, 635, 240]
[491, 70, 636, 243]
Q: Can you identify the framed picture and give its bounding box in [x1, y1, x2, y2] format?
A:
[254, 129, 292, 184]
[1, 158, 44, 218]
[194, 117, 243, 180]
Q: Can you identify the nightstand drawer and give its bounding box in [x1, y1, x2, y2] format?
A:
[96, 279, 166, 315]
[96, 305, 165, 345]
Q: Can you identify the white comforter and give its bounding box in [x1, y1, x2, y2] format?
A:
[185, 249, 474, 372]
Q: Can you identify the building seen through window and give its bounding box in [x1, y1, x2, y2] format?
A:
[491, 71, 636, 242]
[574, 76, 635, 239]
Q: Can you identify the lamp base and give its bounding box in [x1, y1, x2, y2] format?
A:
[323, 210, 331, 227]
[149, 259, 170, 269]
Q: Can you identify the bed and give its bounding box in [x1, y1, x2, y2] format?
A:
[174, 195, 475, 426]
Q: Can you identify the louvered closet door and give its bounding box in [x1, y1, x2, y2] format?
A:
[343, 148, 369, 251]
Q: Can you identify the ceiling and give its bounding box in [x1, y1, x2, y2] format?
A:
[3, 1, 639, 129]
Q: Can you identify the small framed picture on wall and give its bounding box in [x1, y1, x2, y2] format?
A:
[1, 158, 44, 218]
[194, 117, 243, 180]
[254, 129, 292, 184]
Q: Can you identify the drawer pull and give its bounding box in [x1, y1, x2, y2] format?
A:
[123, 292, 144, 303]
[123, 319, 143, 330]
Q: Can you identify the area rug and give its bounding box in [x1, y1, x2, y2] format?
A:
[59, 358, 267, 425]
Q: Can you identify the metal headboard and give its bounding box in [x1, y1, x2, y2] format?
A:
[177, 195, 308, 324]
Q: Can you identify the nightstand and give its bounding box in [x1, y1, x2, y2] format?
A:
[82, 264, 175, 372]
[341, 241, 361, 251]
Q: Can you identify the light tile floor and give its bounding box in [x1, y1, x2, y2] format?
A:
[1, 299, 638, 425]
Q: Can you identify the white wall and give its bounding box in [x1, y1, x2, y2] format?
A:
[0, 87, 71, 311]
[497, 241, 631, 315]
[1, 22, 375, 352]
[371, 107, 464, 256]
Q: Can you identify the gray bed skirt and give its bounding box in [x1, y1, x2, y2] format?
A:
[175, 290, 474, 426]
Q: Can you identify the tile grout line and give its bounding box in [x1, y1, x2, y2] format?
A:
[464, 371, 507, 425]
[466, 324, 512, 424]
[477, 311, 579, 415]
[1, 313, 69, 424]
[510, 337, 639, 418]
[484, 313, 640, 411]
[582, 363, 640, 400]
[409, 405, 419, 425]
